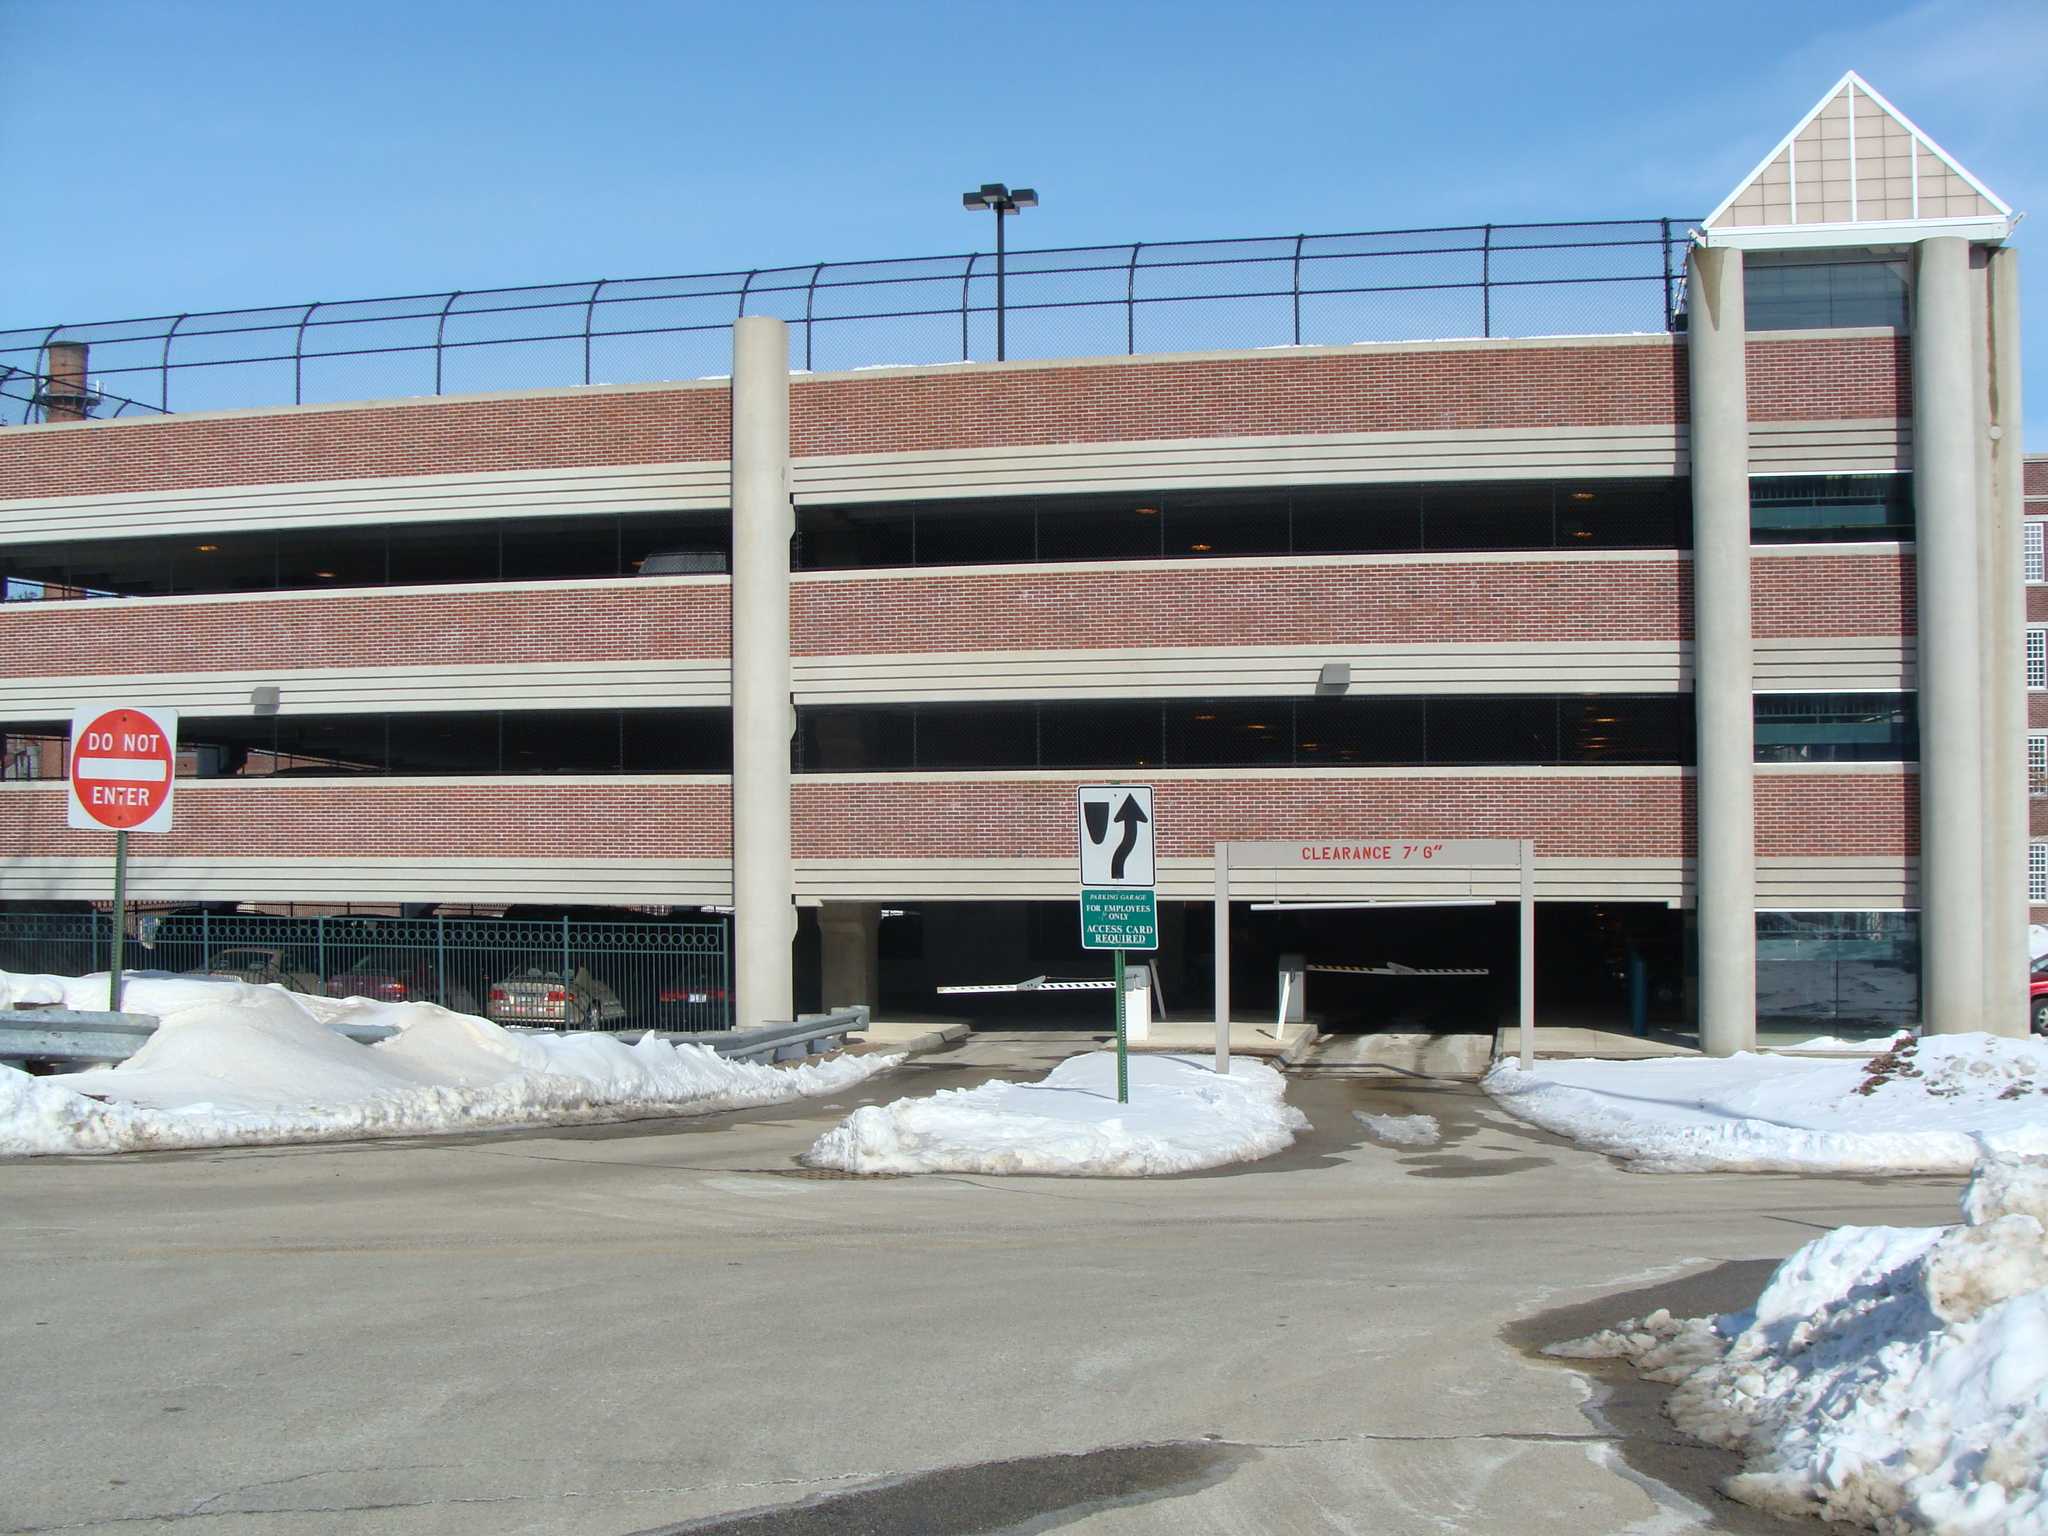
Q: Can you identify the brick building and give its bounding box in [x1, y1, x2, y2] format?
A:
[0, 74, 2030, 1047]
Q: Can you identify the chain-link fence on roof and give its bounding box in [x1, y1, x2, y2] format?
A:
[0, 218, 1696, 424]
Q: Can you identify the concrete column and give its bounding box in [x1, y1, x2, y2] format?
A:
[819, 903, 881, 1012]
[730, 317, 795, 1029]
[1914, 238, 1987, 1035]
[1686, 245, 1756, 1057]
[1981, 247, 2028, 1037]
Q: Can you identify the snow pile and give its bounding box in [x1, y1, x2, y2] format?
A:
[1550, 1154, 2048, 1534]
[1779, 1031, 1915, 1054]
[1484, 1033, 2048, 1174]
[803, 1051, 1307, 1176]
[1356, 1111, 1441, 1147]
[0, 970, 897, 1156]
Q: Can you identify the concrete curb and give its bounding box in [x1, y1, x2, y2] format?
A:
[1277, 1026, 1324, 1068]
[855, 1022, 972, 1059]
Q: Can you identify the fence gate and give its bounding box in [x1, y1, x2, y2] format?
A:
[0, 912, 732, 1033]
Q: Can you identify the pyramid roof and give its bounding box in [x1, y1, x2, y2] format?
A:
[1700, 72, 2015, 250]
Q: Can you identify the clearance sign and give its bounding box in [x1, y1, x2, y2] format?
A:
[68, 705, 178, 834]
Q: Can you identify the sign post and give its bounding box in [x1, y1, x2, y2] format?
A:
[1078, 784, 1157, 1104]
[67, 705, 177, 1012]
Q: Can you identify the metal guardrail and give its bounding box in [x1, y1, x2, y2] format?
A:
[0, 1004, 869, 1069]
[683, 1008, 871, 1062]
[0, 218, 1696, 422]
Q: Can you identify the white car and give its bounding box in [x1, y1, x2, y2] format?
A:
[485, 966, 628, 1029]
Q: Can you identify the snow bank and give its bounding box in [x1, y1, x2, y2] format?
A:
[1550, 1155, 2048, 1534]
[1484, 1034, 2048, 1174]
[1356, 1111, 1441, 1147]
[0, 970, 897, 1156]
[803, 1051, 1307, 1176]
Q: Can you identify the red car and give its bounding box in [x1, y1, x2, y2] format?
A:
[326, 951, 478, 1016]
[2031, 955, 2048, 1036]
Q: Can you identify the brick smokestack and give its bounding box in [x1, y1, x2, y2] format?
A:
[38, 340, 92, 422]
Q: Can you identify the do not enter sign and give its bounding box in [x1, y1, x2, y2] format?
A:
[68, 705, 178, 833]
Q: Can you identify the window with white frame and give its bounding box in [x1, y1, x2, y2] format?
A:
[2032, 844, 2048, 904]
[2030, 628, 2048, 691]
[2028, 521, 2045, 584]
[2031, 733, 2048, 796]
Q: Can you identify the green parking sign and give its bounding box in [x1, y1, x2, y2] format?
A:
[1080, 887, 1158, 951]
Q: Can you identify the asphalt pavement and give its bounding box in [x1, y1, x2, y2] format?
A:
[0, 1030, 1951, 1534]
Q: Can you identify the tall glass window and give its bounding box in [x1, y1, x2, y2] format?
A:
[1753, 693, 1916, 763]
[1756, 910, 1918, 1030]
[0, 511, 730, 601]
[1750, 474, 1912, 544]
[1745, 257, 1909, 331]
[793, 480, 1690, 572]
[796, 695, 1692, 773]
[33, 709, 742, 777]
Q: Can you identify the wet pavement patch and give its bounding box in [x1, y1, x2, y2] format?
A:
[628, 1440, 1249, 1534]
[1506, 1259, 1859, 1534]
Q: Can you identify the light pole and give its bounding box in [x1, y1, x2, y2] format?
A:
[962, 182, 1037, 361]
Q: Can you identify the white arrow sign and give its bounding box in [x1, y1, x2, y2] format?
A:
[1077, 784, 1155, 889]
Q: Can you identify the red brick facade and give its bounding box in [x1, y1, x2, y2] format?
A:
[1755, 772, 1918, 857]
[0, 549, 1905, 680]
[794, 776, 1688, 860]
[0, 781, 734, 860]
[789, 343, 1688, 456]
[0, 386, 731, 502]
[0, 583, 731, 679]
[1753, 552, 1915, 638]
[0, 333, 1906, 507]
[1745, 335, 1910, 422]
[0, 333, 1929, 892]
[0, 772, 1914, 865]
[795, 560, 1687, 653]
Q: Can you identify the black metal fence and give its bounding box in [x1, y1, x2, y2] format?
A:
[0, 218, 1695, 424]
[0, 912, 732, 1032]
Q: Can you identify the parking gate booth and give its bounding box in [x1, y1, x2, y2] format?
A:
[1212, 838, 1537, 1071]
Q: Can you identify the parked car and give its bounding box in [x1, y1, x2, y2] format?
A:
[325, 951, 478, 1015]
[2030, 954, 2048, 1035]
[651, 980, 731, 1032]
[182, 947, 321, 994]
[486, 966, 628, 1029]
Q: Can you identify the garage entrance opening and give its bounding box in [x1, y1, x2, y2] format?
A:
[1213, 839, 1535, 1068]
[1240, 901, 1687, 1035]
[1236, 899, 1515, 1033]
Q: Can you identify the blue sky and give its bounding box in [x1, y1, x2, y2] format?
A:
[2, 0, 2042, 438]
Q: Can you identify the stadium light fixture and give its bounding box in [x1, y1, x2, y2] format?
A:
[962, 182, 1038, 360]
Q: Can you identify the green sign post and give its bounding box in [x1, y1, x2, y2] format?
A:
[1077, 786, 1157, 1104]
[1079, 887, 1158, 949]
